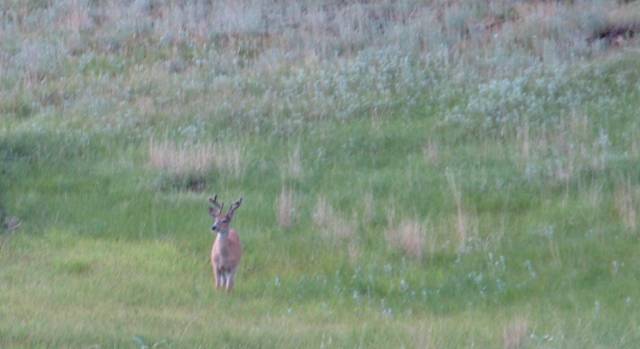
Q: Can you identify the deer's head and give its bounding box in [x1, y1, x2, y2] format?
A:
[208, 195, 242, 236]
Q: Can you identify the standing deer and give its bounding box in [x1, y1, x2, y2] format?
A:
[208, 195, 243, 291]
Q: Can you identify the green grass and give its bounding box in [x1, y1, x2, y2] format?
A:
[3, 0, 640, 347]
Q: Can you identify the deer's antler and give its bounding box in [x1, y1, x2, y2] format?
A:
[209, 195, 224, 214]
[227, 197, 243, 217]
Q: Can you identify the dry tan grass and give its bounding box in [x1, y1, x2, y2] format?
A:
[586, 182, 604, 209]
[423, 139, 440, 166]
[347, 240, 361, 265]
[502, 318, 529, 349]
[446, 171, 477, 252]
[614, 179, 638, 232]
[385, 216, 427, 260]
[282, 145, 303, 179]
[276, 187, 296, 229]
[312, 196, 332, 228]
[219, 145, 244, 178]
[312, 196, 355, 240]
[64, 0, 93, 33]
[411, 323, 434, 349]
[148, 138, 244, 178]
[149, 139, 215, 176]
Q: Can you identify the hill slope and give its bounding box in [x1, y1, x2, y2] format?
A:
[2, 0, 640, 347]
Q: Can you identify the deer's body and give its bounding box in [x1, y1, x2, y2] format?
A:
[208, 195, 243, 291]
[211, 228, 242, 290]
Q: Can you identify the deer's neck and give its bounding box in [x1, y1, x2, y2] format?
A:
[217, 230, 235, 246]
[216, 231, 233, 258]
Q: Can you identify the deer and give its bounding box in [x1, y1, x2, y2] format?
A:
[208, 195, 243, 291]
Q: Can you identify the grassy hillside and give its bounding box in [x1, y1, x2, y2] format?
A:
[2, 0, 640, 347]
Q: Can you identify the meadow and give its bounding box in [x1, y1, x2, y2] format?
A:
[2, 0, 640, 347]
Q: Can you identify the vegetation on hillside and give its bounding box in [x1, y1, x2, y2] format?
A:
[2, 0, 640, 347]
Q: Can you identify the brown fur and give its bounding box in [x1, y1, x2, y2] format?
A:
[211, 229, 242, 289]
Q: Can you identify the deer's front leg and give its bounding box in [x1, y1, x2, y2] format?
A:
[214, 267, 222, 289]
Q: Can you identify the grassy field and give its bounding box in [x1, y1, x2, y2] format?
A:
[2, 0, 640, 347]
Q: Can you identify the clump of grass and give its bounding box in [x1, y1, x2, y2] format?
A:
[361, 192, 375, 226]
[149, 139, 214, 192]
[385, 216, 426, 260]
[502, 318, 529, 349]
[63, 0, 94, 34]
[2, 216, 21, 233]
[282, 145, 303, 180]
[614, 179, 638, 233]
[276, 187, 296, 229]
[586, 182, 604, 209]
[55, 259, 92, 275]
[411, 324, 434, 349]
[214, 144, 245, 178]
[0, 91, 35, 120]
[513, 112, 610, 185]
[422, 139, 439, 166]
[446, 171, 477, 252]
[347, 240, 360, 265]
[149, 139, 216, 177]
[14, 39, 68, 83]
[312, 196, 355, 241]
[148, 138, 244, 191]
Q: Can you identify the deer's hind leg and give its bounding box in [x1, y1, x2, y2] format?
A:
[225, 269, 236, 291]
